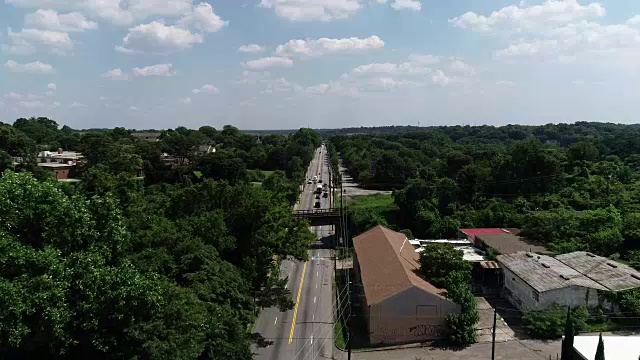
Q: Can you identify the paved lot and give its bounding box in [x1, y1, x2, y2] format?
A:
[334, 339, 561, 360]
[339, 164, 391, 201]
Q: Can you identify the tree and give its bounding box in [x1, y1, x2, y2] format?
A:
[419, 243, 470, 289]
[0, 124, 36, 158]
[561, 307, 574, 360]
[595, 333, 605, 360]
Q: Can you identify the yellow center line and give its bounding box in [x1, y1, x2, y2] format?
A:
[288, 261, 308, 344]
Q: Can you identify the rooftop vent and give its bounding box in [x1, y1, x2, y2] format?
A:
[541, 263, 551, 268]
[586, 253, 596, 257]
[526, 253, 534, 258]
[607, 262, 618, 268]
[560, 274, 571, 280]
[632, 274, 640, 281]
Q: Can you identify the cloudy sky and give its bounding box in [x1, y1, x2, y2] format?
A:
[2, 0, 640, 130]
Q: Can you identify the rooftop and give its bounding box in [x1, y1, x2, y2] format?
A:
[353, 225, 446, 306]
[38, 163, 75, 168]
[497, 252, 607, 293]
[476, 233, 548, 255]
[459, 228, 516, 241]
[556, 252, 640, 291]
[572, 336, 640, 360]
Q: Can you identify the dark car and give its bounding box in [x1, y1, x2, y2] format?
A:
[314, 201, 321, 208]
[318, 179, 323, 183]
[322, 192, 328, 198]
[315, 194, 320, 199]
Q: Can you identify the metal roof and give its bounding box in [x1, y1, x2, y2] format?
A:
[556, 252, 640, 291]
[497, 252, 607, 293]
[476, 233, 548, 255]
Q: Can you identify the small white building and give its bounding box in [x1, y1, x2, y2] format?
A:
[572, 335, 640, 360]
[497, 251, 640, 311]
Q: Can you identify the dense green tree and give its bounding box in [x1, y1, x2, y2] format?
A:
[419, 243, 470, 289]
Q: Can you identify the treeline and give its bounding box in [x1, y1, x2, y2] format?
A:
[333, 122, 640, 265]
[0, 117, 321, 359]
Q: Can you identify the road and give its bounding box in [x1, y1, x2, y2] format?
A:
[253, 145, 335, 360]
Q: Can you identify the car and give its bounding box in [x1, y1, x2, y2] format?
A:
[314, 201, 321, 208]
[315, 194, 320, 199]
[318, 179, 323, 183]
[307, 180, 312, 184]
[322, 192, 328, 198]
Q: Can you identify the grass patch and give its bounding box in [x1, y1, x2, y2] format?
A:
[247, 169, 275, 183]
[347, 194, 400, 235]
[335, 313, 347, 349]
[347, 193, 396, 211]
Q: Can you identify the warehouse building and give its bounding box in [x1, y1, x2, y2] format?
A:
[497, 251, 640, 311]
[353, 226, 461, 345]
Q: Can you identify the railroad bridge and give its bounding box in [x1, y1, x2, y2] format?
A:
[292, 208, 341, 226]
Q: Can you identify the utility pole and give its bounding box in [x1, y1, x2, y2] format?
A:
[347, 311, 352, 360]
[491, 309, 497, 360]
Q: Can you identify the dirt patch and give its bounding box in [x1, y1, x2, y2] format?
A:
[339, 164, 391, 202]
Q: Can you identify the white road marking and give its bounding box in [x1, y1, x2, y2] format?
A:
[316, 271, 319, 277]
[311, 335, 313, 345]
[314, 296, 316, 303]
[274, 317, 278, 325]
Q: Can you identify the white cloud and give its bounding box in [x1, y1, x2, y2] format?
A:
[261, 77, 302, 94]
[5, 60, 55, 74]
[629, 16, 640, 26]
[47, 83, 57, 91]
[6, 27, 73, 55]
[133, 63, 176, 76]
[239, 44, 266, 53]
[390, 0, 421, 11]
[129, 105, 139, 111]
[408, 54, 442, 64]
[275, 35, 384, 58]
[493, 21, 640, 60]
[244, 57, 293, 69]
[350, 62, 431, 76]
[450, 0, 605, 33]
[176, 2, 227, 32]
[5, 0, 205, 26]
[259, 0, 361, 21]
[366, 76, 417, 90]
[53, 101, 60, 107]
[431, 70, 451, 86]
[496, 80, 516, 86]
[69, 101, 85, 108]
[450, 60, 475, 75]
[192, 84, 219, 94]
[4, 92, 40, 100]
[117, 21, 203, 54]
[179, 97, 192, 104]
[237, 70, 272, 84]
[18, 100, 45, 108]
[25, 9, 97, 32]
[102, 68, 129, 80]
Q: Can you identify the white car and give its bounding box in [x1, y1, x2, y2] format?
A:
[307, 180, 312, 184]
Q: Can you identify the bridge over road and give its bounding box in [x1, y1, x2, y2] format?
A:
[293, 208, 342, 227]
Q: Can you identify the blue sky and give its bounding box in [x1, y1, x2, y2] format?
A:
[2, 0, 640, 130]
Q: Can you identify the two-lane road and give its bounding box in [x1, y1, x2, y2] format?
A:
[253, 145, 335, 360]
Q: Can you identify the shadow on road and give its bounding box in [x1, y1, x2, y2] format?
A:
[309, 234, 336, 249]
[250, 332, 274, 348]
